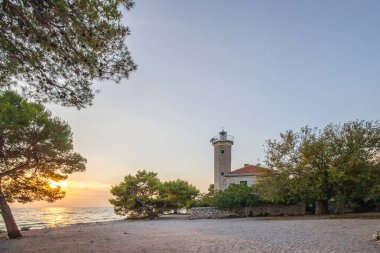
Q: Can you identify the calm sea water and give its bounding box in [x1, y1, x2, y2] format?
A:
[0, 207, 121, 231]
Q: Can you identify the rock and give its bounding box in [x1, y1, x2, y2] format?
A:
[373, 231, 380, 241]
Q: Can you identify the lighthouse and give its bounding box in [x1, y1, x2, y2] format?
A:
[210, 129, 234, 191]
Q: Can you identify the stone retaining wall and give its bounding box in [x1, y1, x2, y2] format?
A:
[188, 207, 232, 219]
[236, 203, 306, 217]
[189, 203, 305, 219]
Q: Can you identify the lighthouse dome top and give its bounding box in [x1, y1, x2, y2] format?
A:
[210, 129, 234, 144]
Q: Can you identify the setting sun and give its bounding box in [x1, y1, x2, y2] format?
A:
[49, 180, 68, 189]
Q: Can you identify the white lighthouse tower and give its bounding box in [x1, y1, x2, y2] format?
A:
[210, 129, 234, 191]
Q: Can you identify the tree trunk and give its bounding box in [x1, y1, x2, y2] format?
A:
[0, 193, 22, 238]
[146, 208, 155, 220]
[135, 198, 156, 219]
[315, 165, 330, 216]
[0, 190, 21, 239]
[315, 200, 329, 215]
[0, 133, 21, 238]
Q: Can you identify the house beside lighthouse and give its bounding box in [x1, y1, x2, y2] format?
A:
[210, 129, 268, 191]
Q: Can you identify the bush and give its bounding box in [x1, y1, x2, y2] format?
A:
[185, 184, 217, 208]
[213, 184, 263, 208]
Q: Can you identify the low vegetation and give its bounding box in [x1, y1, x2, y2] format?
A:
[188, 183, 265, 209]
[213, 184, 263, 208]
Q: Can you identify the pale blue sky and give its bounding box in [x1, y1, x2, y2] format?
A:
[35, 1, 380, 206]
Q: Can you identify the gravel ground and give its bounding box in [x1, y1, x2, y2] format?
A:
[0, 216, 379, 253]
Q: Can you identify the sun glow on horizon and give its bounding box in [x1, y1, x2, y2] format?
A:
[10, 180, 113, 208]
[49, 180, 68, 189]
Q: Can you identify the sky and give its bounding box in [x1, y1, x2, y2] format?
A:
[11, 0, 380, 208]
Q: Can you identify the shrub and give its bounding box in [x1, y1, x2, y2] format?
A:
[213, 184, 263, 208]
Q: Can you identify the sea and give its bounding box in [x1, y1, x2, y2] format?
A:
[0, 207, 121, 231]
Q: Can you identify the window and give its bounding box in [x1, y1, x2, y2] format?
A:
[221, 150, 224, 154]
[240, 181, 247, 186]
[220, 172, 224, 176]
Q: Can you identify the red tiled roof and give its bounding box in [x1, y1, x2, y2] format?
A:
[229, 164, 269, 175]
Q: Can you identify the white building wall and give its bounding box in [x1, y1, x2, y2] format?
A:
[224, 175, 257, 189]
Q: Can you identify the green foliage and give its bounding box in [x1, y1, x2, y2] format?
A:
[256, 170, 301, 205]
[259, 120, 380, 212]
[331, 121, 380, 209]
[213, 184, 263, 209]
[110, 170, 164, 219]
[0, 0, 136, 108]
[186, 184, 215, 208]
[110, 170, 199, 219]
[162, 179, 199, 212]
[0, 90, 86, 203]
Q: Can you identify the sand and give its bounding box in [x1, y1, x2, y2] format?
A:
[0, 215, 379, 253]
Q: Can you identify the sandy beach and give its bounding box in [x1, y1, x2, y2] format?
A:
[1, 215, 379, 253]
